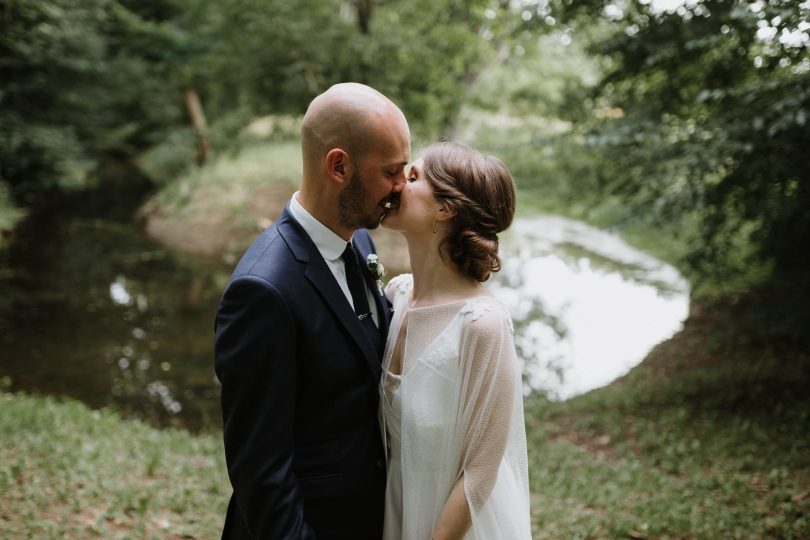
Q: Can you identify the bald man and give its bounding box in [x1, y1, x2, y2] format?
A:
[215, 83, 410, 539]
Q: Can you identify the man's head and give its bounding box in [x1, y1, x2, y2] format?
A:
[299, 83, 411, 239]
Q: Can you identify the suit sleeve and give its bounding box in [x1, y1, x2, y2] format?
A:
[214, 275, 315, 540]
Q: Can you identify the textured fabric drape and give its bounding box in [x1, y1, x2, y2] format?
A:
[379, 274, 532, 540]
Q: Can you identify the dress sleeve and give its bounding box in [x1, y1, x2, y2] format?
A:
[456, 301, 519, 512]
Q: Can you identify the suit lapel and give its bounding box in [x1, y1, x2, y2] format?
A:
[277, 207, 382, 382]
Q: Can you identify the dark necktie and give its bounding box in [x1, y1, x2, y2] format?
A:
[342, 243, 383, 355]
[342, 243, 372, 319]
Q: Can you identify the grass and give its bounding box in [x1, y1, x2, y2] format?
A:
[2, 290, 808, 538]
[0, 392, 229, 539]
[146, 140, 301, 220]
[527, 292, 810, 539]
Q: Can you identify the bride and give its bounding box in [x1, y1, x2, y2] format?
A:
[379, 141, 531, 540]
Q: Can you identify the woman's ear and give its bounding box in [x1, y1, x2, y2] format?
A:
[436, 204, 456, 221]
[325, 148, 351, 184]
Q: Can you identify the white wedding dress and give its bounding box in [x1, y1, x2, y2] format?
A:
[379, 274, 532, 540]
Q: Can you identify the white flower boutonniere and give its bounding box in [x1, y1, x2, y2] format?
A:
[366, 254, 386, 295]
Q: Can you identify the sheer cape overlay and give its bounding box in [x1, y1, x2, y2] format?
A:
[379, 274, 531, 539]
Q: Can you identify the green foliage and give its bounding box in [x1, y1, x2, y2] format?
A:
[2, 0, 524, 213]
[192, 0, 510, 136]
[0, 0, 196, 202]
[135, 127, 200, 185]
[539, 1, 809, 301]
[364, 0, 497, 135]
[0, 183, 25, 238]
[1, 0, 107, 201]
[458, 29, 601, 196]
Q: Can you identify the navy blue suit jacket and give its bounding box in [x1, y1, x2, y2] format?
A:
[215, 206, 391, 539]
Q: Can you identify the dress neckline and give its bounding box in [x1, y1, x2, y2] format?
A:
[406, 295, 493, 312]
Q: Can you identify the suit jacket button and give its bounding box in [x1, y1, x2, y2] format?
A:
[376, 459, 384, 468]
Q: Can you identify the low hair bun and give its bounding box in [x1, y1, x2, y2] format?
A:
[421, 142, 516, 282]
[450, 230, 501, 282]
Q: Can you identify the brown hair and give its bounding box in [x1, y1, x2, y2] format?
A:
[421, 141, 516, 282]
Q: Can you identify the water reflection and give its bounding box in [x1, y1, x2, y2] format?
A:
[0, 215, 226, 432]
[109, 276, 132, 305]
[490, 215, 690, 399]
[0, 209, 689, 431]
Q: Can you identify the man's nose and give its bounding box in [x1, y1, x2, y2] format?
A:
[391, 172, 406, 192]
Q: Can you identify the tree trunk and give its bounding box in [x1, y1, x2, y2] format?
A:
[184, 88, 210, 165]
[355, 0, 373, 34]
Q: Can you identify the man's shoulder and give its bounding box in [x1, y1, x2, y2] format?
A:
[231, 224, 295, 283]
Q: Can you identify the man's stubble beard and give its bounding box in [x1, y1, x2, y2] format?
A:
[338, 170, 382, 231]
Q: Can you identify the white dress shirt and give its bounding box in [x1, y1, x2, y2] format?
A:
[289, 192, 380, 327]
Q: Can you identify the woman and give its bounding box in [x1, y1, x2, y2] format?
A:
[379, 141, 531, 540]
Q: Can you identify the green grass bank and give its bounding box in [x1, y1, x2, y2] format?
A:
[527, 291, 810, 538]
[2, 290, 808, 538]
[0, 393, 229, 538]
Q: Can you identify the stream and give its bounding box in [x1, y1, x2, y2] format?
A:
[0, 202, 688, 431]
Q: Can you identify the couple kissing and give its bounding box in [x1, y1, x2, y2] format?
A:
[214, 83, 531, 540]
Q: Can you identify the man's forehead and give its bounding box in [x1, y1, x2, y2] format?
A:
[372, 109, 409, 143]
[372, 138, 410, 166]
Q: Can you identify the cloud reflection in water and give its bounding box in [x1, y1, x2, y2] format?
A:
[490, 215, 690, 399]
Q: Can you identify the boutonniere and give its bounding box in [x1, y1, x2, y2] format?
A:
[366, 254, 386, 295]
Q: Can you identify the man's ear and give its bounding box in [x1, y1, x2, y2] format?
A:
[325, 148, 351, 184]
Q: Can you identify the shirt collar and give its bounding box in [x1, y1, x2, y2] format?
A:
[289, 192, 351, 261]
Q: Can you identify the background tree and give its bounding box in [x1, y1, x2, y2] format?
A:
[532, 0, 809, 335]
[1, 0, 518, 210]
[0, 0, 201, 202]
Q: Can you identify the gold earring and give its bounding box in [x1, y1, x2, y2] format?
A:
[432, 212, 439, 234]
